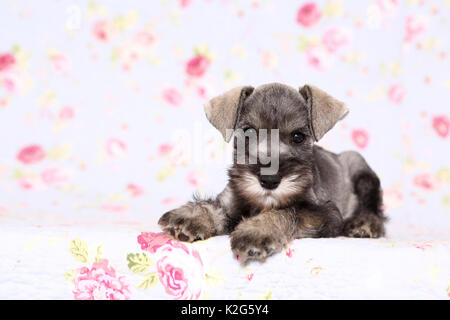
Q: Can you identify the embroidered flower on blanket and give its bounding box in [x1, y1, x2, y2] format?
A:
[137, 232, 205, 300]
[73, 259, 131, 300]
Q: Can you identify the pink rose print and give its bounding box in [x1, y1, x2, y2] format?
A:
[296, 2, 321, 28]
[3, 77, 16, 92]
[179, 0, 192, 8]
[411, 241, 433, 251]
[92, 20, 114, 42]
[126, 183, 144, 197]
[404, 15, 428, 43]
[432, 115, 449, 138]
[161, 197, 178, 206]
[186, 170, 204, 187]
[17, 145, 46, 165]
[18, 178, 34, 190]
[133, 31, 155, 47]
[351, 129, 369, 149]
[156, 242, 204, 300]
[377, 0, 399, 16]
[197, 86, 207, 98]
[0, 53, 15, 72]
[158, 143, 173, 156]
[49, 53, 71, 74]
[388, 84, 406, 104]
[73, 259, 131, 300]
[41, 168, 70, 186]
[137, 232, 174, 253]
[59, 106, 75, 120]
[306, 45, 333, 71]
[105, 138, 127, 157]
[162, 88, 183, 107]
[413, 173, 440, 191]
[186, 55, 210, 77]
[322, 27, 352, 53]
[286, 247, 294, 258]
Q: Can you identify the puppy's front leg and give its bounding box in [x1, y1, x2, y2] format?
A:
[231, 202, 343, 263]
[230, 210, 296, 263]
[158, 186, 232, 242]
[293, 201, 344, 239]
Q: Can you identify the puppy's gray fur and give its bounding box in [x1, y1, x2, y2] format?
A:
[159, 83, 386, 263]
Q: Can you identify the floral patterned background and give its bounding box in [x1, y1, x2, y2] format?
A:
[1, 0, 449, 237]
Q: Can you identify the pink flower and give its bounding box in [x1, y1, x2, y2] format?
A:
[296, 2, 321, 28]
[413, 173, 440, 191]
[59, 106, 75, 120]
[351, 129, 369, 149]
[49, 53, 71, 74]
[41, 168, 69, 186]
[432, 115, 449, 138]
[412, 241, 433, 251]
[322, 27, 352, 53]
[377, 0, 399, 16]
[92, 20, 114, 42]
[388, 84, 406, 104]
[18, 178, 34, 190]
[161, 197, 178, 206]
[17, 145, 46, 165]
[137, 232, 173, 253]
[105, 138, 127, 157]
[156, 242, 204, 300]
[0, 53, 15, 72]
[186, 55, 210, 77]
[158, 144, 173, 156]
[186, 171, 204, 187]
[179, 0, 192, 8]
[162, 88, 183, 107]
[197, 86, 207, 98]
[2, 76, 16, 92]
[286, 248, 294, 258]
[126, 184, 144, 197]
[133, 31, 155, 47]
[73, 259, 131, 300]
[100, 204, 127, 213]
[305, 45, 333, 71]
[404, 15, 428, 43]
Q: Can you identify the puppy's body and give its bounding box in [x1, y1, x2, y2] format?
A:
[159, 83, 386, 262]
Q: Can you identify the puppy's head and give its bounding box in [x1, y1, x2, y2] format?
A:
[204, 83, 348, 209]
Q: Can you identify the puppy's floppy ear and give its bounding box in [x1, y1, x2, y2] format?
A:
[204, 86, 254, 142]
[299, 84, 349, 141]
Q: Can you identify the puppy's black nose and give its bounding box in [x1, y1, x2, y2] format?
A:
[259, 174, 281, 190]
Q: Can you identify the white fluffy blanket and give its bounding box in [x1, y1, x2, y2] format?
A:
[1, 221, 448, 299]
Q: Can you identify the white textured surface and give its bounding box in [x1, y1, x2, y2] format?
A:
[1, 222, 448, 300]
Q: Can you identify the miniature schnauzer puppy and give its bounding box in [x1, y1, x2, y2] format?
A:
[158, 83, 386, 262]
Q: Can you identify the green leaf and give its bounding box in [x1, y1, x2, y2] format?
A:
[95, 245, 104, 262]
[126, 253, 153, 274]
[205, 269, 225, 288]
[64, 269, 77, 283]
[69, 238, 88, 263]
[137, 272, 159, 290]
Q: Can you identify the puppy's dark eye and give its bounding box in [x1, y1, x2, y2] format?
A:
[243, 127, 257, 135]
[292, 132, 305, 144]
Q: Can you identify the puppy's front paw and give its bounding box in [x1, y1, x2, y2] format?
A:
[230, 223, 286, 263]
[158, 203, 216, 242]
[343, 213, 385, 238]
